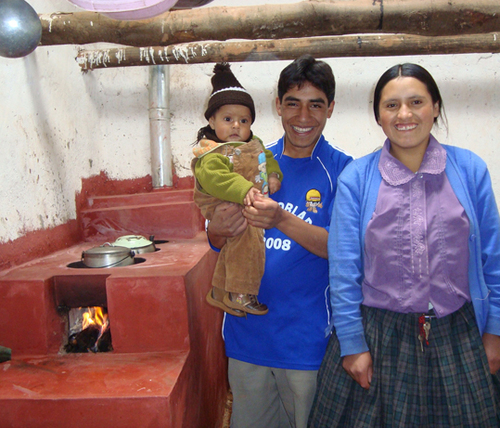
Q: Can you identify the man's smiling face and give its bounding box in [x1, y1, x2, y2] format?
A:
[276, 81, 334, 158]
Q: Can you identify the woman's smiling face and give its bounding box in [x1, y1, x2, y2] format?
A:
[378, 76, 439, 162]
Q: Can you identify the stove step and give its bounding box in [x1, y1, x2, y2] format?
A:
[85, 189, 195, 210]
[81, 199, 204, 241]
[0, 352, 188, 428]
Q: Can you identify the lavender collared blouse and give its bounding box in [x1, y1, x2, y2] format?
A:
[362, 137, 471, 317]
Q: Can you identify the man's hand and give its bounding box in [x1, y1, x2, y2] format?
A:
[244, 193, 328, 258]
[482, 332, 500, 374]
[268, 175, 281, 195]
[207, 202, 247, 249]
[342, 351, 373, 390]
[243, 193, 282, 229]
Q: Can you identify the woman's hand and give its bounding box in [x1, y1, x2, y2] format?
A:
[342, 351, 373, 389]
[482, 332, 500, 374]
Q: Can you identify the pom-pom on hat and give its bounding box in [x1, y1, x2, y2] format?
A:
[204, 63, 256, 123]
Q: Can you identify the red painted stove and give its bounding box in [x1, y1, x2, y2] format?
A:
[0, 188, 228, 428]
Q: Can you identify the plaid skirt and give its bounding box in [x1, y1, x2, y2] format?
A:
[308, 302, 500, 427]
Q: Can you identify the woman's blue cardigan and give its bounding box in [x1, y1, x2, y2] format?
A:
[328, 141, 500, 356]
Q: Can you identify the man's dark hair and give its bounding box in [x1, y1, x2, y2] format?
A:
[277, 55, 335, 105]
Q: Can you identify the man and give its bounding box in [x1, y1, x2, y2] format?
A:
[208, 55, 353, 428]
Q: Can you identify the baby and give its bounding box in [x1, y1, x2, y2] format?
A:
[192, 63, 282, 316]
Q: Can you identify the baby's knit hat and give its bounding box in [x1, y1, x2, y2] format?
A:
[204, 63, 256, 123]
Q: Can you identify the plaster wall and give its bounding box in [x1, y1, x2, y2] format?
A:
[1, 0, 500, 245]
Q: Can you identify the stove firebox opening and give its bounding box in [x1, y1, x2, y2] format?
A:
[65, 307, 112, 353]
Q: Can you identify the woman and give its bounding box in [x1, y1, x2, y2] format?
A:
[308, 63, 500, 427]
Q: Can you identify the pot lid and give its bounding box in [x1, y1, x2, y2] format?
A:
[113, 235, 153, 248]
[84, 244, 131, 255]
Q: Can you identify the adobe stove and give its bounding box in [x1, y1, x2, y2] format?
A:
[0, 189, 228, 428]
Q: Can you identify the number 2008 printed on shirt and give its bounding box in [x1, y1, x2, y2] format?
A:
[265, 237, 291, 251]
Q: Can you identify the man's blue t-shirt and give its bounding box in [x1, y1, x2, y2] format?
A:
[223, 134, 353, 370]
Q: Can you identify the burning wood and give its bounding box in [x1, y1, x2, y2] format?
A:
[65, 307, 113, 353]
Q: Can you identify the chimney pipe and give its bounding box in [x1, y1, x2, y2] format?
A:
[148, 65, 172, 188]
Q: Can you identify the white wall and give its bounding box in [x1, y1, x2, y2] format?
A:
[1, 0, 500, 244]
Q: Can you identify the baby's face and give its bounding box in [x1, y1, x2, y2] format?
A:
[209, 104, 252, 142]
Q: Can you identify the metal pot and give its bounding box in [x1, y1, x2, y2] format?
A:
[112, 235, 156, 254]
[81, 244, 135, 268]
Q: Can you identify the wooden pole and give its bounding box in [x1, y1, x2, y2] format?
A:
[41, 0, 500, 48]
[76, 32, 500, 70]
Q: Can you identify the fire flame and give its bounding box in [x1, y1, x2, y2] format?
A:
[81, 307, 108, 331]
[81, 307, 110, 350]
[66, 306, 112, 353]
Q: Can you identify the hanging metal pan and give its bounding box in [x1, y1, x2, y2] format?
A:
[81, 244, 135, 268]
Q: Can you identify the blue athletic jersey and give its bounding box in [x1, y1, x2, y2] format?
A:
[223, 134, 353, 370]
